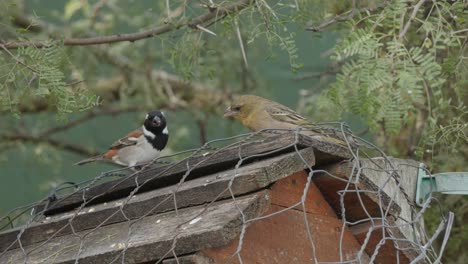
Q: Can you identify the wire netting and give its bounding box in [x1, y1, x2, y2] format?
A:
[0, 123, 454, 263]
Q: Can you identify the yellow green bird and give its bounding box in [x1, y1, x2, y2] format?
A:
[223, 94, 346, 146]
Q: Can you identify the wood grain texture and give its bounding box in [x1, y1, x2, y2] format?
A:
[0, 192, 270, 264]
[269, 170, 337, 217]
[161, 254, 212, 264]
[201, 204, 369, 263]
[313, 160, 402, 222]
[314, 158, 424, 263]
[35, 133, 349, 216]
[198, 174, 370, 264]
[0, 148, 315, 252]
[350, 220, 411, 264]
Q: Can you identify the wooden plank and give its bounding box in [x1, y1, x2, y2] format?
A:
[297, 133, 352, 164]
[0, 148, 315, 252]
[0, 192, 270, 264]
[269, 170, 337, 217]
[350, 220, 412, 264]
[199, 173, 369, 263]
[312, 175, 392, 222]
[312, 160, 402, 222]
[351, 158, 421, 244]
[315, 159, 423, 239]
[35, 133, 350, 216]
[350, 217, 425, 263]
[200, 205, 369, 263]
[161, 254, 212, 264]
[314, 158, 424, 262]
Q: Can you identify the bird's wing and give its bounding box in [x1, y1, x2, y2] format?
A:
[265, 104, 347, 145]
[109, 128, 143, 149]
[265, 103, 308, 125]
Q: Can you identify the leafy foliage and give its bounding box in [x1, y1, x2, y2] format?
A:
[0, 1, 467, 262]
[0, 44, 98, 117]
[319, 1, 467, 160]
[307, 2, 467, 262]
[0, 0, 308, 117]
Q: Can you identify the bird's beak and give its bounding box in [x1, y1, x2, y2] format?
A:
[223, 106, 237, 118]
[152, 116, 161, 126]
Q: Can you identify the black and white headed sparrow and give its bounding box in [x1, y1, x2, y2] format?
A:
[75, 110, 169, 167]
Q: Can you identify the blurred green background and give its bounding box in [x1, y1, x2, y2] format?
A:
[0, 0, 466, 262]
[1, 0, 348, 213]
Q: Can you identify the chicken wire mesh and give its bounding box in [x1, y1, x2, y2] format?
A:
[0, 123, 454, 264]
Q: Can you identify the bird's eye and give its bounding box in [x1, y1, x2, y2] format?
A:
[232, 106, 241, 111]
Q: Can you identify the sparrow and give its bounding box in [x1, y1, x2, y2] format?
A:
[223, 94, 346, 145]
[75, 110, 169, 167]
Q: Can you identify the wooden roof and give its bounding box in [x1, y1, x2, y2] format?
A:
[0, 133, 425, 263]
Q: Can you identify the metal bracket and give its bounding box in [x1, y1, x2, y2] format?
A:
[416, 163, 468, 207]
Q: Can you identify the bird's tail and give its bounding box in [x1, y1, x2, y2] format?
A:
[318, 135, 348, 146]
[300, 126, 350, 147]
[74, 155, 104, 166]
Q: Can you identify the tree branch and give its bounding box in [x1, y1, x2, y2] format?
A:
[10, 69, 231, 114]
[1, 134, 98, 157]
[11, 16, 43, 33]
[1, 0, 253, 49]
[0, 44, 39, 73]
[293, 70, 338, 81]
[305, 1, 390, 32]
[38, 106, 143, 137]
[398, 0, 426, 40]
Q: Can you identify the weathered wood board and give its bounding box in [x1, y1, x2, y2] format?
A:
[315, 158, 424, 263]
[313, 158, 403, 222]
[0, 192, 269, 264]
[0, 148, 315, 252]
[162, 254, 211, 264]
[350, 220, 412, 264]
[268, 171, 337, 217]
[36, 133, 349, 216]
[0, 131, 429, 264]
[199, 173, 370, 263]
[355, 158, 422, 244]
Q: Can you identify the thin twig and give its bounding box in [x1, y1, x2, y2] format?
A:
[195, 24, 217, 36]
[0, 44, 39, 73]
[166, 0, 171, 18]
[293, 70, 338, 81]
[257, 0, 278, 20]
[306, 1, 389, 32]
[91, 0, 110, 19]
[235, 19, 248, 68]
[0, 134, 98, 156]
[90, 0, 110, 27]
[1, 0, 253, 49]
[398, 0, 426, 40]
[254, 0, 271, 32]
[38, 106, 142, 137]
[451, 28, 468, 35]
[11, 16, 44, 33]
[64, 80, 85, 86]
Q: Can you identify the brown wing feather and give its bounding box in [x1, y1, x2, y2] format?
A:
[265, 104, 346, 145]
[103, 149, 119, 159]
[265, 103, 308, 125]
[75, 128, 144, 165]
[110, 128, 143, 149]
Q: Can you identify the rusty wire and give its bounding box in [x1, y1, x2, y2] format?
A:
[0, 123, 454, 263]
